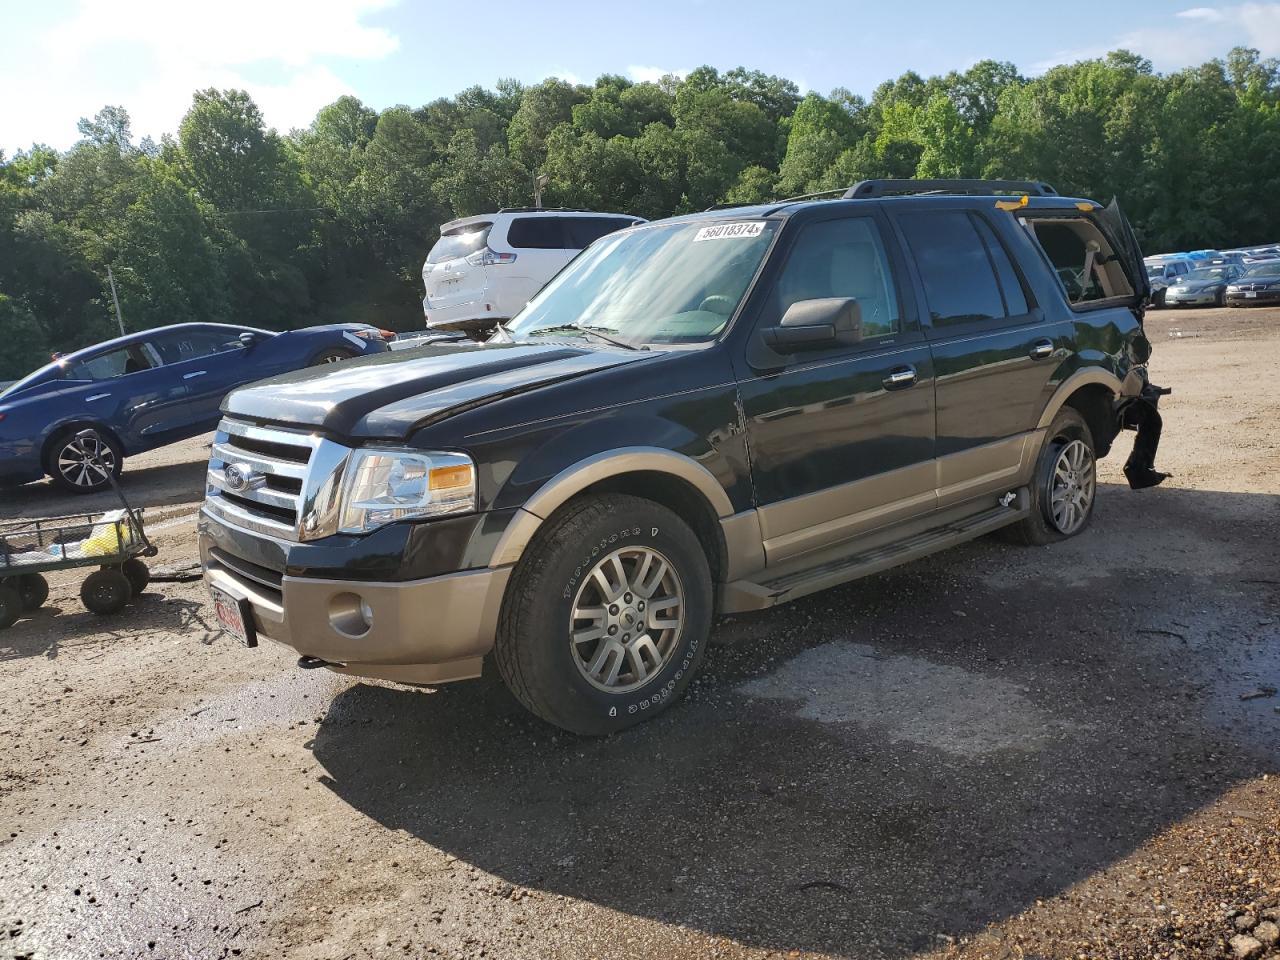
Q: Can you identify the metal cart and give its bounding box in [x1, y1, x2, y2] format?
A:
[0, 430, 158, 628]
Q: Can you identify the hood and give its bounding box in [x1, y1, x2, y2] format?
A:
[1173, 278, 1225, 291]
[222, 340, 656, 439]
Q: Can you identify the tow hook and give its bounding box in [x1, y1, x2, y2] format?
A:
[298, 655, 343, 670]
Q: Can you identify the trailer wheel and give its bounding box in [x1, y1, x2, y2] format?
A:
[18, 573, 49, 611]
[0, 585, 21, 629]
[122, 559, 151, 595]
[81, 569, 132, 615]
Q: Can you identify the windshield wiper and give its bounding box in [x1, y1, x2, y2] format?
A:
[526, 323, 643, 351]
[573, 323, 644, 351]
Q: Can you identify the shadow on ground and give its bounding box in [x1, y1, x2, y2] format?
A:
[309, 484, 1279, 957]
[0, 457, 208, 520]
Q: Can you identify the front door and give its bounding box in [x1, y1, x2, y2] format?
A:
[736, 211, 936, 566]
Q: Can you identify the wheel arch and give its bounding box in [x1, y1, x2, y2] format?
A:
[489, 448, 736, 583]
[41, 419, 126, 471]
[1036, 369, 1123, 458]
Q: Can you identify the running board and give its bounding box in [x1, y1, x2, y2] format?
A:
[720, 495, 1028, 613]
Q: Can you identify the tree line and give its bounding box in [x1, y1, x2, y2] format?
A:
[2, 47, 1278, 379]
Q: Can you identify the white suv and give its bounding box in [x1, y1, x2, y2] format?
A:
[421, 209, 644, 334]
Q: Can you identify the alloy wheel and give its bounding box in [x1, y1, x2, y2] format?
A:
[569, 546, 685, 693]
[1048, 438, 1095, 535]
[57, 434, 115, 489]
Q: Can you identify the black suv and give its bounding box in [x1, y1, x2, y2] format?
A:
[200, 179, 1164, 735]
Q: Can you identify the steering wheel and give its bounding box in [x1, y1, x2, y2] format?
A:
[698, 295, 735, 315]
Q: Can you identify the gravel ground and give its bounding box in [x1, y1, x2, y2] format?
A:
[1, 307, 1278, 960]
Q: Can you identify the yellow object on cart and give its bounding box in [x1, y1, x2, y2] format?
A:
[78, 510, 137, 557]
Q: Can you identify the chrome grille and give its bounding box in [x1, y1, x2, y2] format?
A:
[205, 419, 351, 542]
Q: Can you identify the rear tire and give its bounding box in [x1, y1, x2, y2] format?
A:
[1001, 407, 1098, 547]
[81, 569, 132, 615]
[0, 585, 21, 629]
[46, 428, 123, 494]
[494, 494, 713, 735]
[309, 348, 356, 366]
[17, 573, 49, 611]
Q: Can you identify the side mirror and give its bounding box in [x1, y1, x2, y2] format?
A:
[762, 298, 862, 352]
[238, 332, 258, 349]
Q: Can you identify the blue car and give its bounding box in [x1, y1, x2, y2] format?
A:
[0, 322, 391, 493]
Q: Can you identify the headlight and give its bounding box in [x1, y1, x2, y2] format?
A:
[338, 449, 476, 534]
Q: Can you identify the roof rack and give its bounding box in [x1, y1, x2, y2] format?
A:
[842, 179, 1058, 200]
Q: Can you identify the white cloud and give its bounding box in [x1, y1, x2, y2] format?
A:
[1032, 2, 1280, 73]
[627, 64, 690, 84]
[1177, 6, 1227, 19]
[4, 0, 396, 151]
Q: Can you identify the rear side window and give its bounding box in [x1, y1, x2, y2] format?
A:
[563, 217, 635, 249]
[1023, 216, 1136, 305]
[68, 346, 152, 380]
[897, 211, 1006, 327]
[151, 329, 241, 363]
[506, 217, 566, 249]
[427, 223, 492, 264]
[971, 215, 1029, 315]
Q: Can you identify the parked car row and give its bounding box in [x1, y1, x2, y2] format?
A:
[0, 323, 392, 493]
[1144, 243, 1280, 308]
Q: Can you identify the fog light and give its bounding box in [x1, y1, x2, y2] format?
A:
[329, 592, 372, 638]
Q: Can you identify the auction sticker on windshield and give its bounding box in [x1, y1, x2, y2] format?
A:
[693, 222, 766, 242]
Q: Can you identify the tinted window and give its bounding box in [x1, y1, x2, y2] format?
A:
[972, 215, 1029, 315]
[68, 346, 151, 381]
[506, 217, 565, 249]
[770, 217, 900, 339]
[427, 223, 491, 264]
[563, 217, 635, 249]
[898, 211, 1005, 327]
[151, 329, 241, 364]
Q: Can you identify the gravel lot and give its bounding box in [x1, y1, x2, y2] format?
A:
[2, 307, 1278, 960]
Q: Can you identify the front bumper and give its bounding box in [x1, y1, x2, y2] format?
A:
[1226, 290, 1280, 305]
[1164, 290, 1219, 305]
[199, 514, 512, 685]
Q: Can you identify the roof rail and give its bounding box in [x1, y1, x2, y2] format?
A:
[843, 179, 1058, 200]
[495, 206, 609, 214]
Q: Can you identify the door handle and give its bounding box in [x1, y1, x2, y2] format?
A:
[183, 370, 207, 380]
[1029, 339, 1055, 361]
[882, 365, 918, 390]
[86, 393, 110, 402]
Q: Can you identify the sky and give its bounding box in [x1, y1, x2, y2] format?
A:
[2, 0, 1280, 154]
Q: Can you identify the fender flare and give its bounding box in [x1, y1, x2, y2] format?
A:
[1035, 368, 1124, 429]
[489, 447, 735, 569]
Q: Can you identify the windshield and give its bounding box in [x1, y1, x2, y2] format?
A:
[1186, 268, 1231, 281]
[507, 219, 778, 347]
[427, 223, 491, 264]
[1145, 264, 1164, 277]
[1243, 264, 1280, 278]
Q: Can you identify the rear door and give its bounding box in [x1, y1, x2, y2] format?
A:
[890, 205, 1065, 507]
[149, 327, 253, 431]
[494, 215, 575, 315]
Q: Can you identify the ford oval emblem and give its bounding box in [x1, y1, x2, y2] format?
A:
[223, 462, 259, 493]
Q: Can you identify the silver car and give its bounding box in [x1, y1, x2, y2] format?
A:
[1163, 264, 1243, 307]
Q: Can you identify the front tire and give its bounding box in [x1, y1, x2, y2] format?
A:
[47, 428, 123, 494]
[495, 494, 713, 735]
[1002, 407, 1098, 546]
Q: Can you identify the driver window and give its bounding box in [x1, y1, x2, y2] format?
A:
[768, 218, 901, 339]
